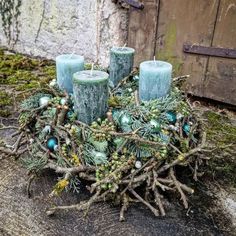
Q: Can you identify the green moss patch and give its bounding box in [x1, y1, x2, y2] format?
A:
[0, 47, 56, 116]
[0, 91, 13, 117]
[204, 111, 236, 187]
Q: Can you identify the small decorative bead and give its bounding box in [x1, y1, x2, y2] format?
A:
[60, 98, 67, 106]
[135, 161, 142, 169]
[49, 79, 57, 87]
[39, 96, 50, 107]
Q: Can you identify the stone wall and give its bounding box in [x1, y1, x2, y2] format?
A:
[0, 0, 128, 66]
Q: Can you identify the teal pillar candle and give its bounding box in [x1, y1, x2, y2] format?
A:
[109, 47, 135, 87]
[139, 60, 172, 101]
[73, 70, 109, 124]
[56, 54, 84, 94]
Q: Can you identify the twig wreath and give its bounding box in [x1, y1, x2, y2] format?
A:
[1, 73, 209, 221]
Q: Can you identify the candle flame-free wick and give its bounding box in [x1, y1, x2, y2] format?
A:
[154, 56, 157, 65]
[121, 43, 127, 50]
[69, 41, 79, 59]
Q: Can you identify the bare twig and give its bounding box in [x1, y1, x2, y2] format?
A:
[154, 188, 166, 216]
[129, 188, 159, 217]
[0, 126, 18, 130]
[170, 168, 188, 209]
[47, 190, 101, 216]
[27, 174, 36, 198]
[120, 194, 129, 221]
[44, 161, 96, 175]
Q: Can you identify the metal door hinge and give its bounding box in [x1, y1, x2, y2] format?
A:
[113, 0, 144, 10]
[183, 44, 236, 59]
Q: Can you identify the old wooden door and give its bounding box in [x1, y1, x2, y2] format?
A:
[128, 0, 236, 105]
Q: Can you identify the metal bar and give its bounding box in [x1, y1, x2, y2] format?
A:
[183, 44, 236, 59]
[124, 0, 144, 9]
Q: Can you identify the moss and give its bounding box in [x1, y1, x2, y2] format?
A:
[204, 111, 236, 187]
[0, 91, 13, 117]
[16, 81, 41, 91]
[39, 65, 56, 84]
[205, 111, 236, 145]
[0, 47, 56, 116]
[0, 91, 12, 106]
[157, 22, 183, 76]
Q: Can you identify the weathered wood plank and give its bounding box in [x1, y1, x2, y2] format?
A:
[155, 0, 220, 96]
[128, 0, 159, 66]
[204, 0, 236, 105]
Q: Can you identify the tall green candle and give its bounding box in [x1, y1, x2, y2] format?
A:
[109, 47, 135, 87]
[73, 70, 109, 124]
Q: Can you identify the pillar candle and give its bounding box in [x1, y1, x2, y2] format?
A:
[109, 47, 135, 87]
[56, 54, 84, 94]
[73, 70, 109, 124]
[139, 60, 172, 101]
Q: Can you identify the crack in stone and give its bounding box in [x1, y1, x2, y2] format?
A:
[35, 0, 46, 43]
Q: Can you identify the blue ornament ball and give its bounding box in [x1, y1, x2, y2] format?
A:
[183, 123, 190, 135]
[46, 137, 58, 152]
[67, 110, 74, 119]
[166, 111, 177, 124]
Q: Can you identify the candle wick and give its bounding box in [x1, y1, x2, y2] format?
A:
[122, 43, 127, 50]
[69, 41, 78, 59]
[154, 56, 157, 66]
[90, 63, 94, 76]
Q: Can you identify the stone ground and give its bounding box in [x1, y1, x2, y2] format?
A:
[0, 50, 236, 236]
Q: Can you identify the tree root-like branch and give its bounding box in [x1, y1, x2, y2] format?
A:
[154, 188, 166, 216]
[0, 126, 18, 130]
[44, 161, 96, 175]
[119, 194, 129, 221]
[47, 190, 101, 216]
[170, 168, 188, 209]
[129, 188, 159, 217]
[27, 174, 36, 198]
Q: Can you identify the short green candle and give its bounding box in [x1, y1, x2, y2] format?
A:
[109, 47, 135, 87]
[73, 70, 109, 124]
[139, 60, 173, 101]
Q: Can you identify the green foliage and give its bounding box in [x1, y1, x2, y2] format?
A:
[66, 176, 81, 193]
[20, 93, 52, 110]
[21, 155, 47, 173]
[88, 137, 108, 152]
[83, 144, 108, 165]
[18, 111, 32, 127]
